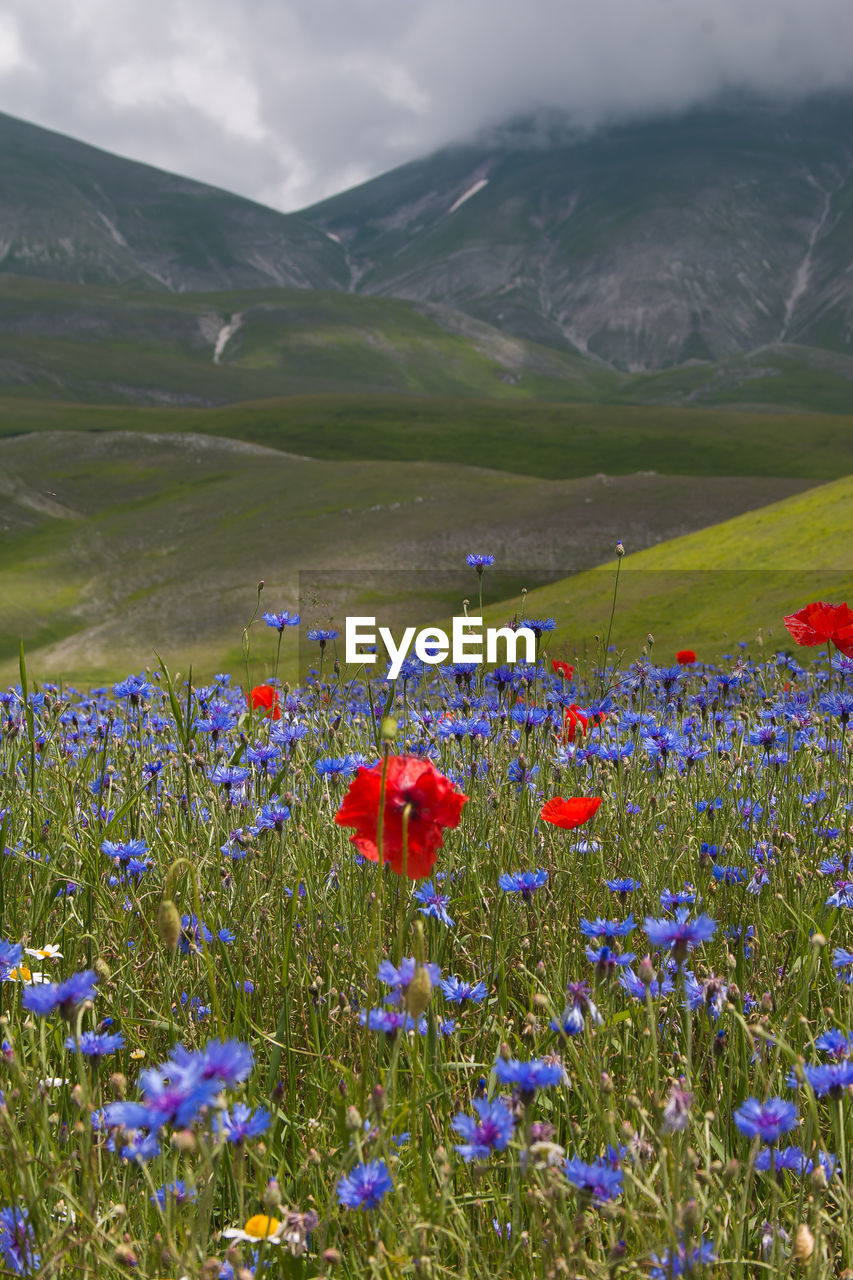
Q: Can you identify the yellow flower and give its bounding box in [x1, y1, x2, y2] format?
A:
[222, 1214, 282, 1244]
[7, 966, 46, 984]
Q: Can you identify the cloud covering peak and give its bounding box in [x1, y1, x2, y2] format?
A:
[1, 0, 851, 210]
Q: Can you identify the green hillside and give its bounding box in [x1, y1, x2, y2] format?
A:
[3, 391, 853, 481]
[0, 430, 813, 685]
[481, 474, 853, 664]
[0, 277, 618, 405]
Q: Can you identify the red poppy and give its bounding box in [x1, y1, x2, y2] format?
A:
[248, 684, 281, 719]
[784, 602, 853, 657]
[334, 755, 468, 878]
[676, 650, 697, 665]
[551, 659, 574, 681]
[563, 703, 589, 743]
[540, 796, 602, 829]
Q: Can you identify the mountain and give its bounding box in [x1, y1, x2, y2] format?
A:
[303, 94, 853, 370]
[7, 95, 853, 377]
[0, 110, 346, 292]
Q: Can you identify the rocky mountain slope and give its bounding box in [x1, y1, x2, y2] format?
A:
[0, 110, 346, 292]
[304, 95, 853, 369]
[6, 95, 853, 373]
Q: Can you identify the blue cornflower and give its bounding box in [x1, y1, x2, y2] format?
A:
[246, 742, 279, 770]
[585, 945, 636, 972]
[151, 1180, 197, 1207]
[650, 1240, 716, 1278]
[217, 1103, 271, 1143]
[315, 756, 361, 777]
[209, 764, 250, 788]
[563, 1157, 623, 1202]
[493, 1056, 563, 1099]
[644, 908, 716, 959]
[606, 878, 640, 894]
[413, 881, 455, 928]
[825, 879, 853, 909]
[551, 981, 602, 1037]
[466, 554, 495, 569]
[254, 798, 291, 832]
[194, 704, 233, 735]
[121, 1132, 161, 1163]
[507, 759, 539, 792]
[579, 914, 635, 938]
[101, 838, 148, 863]
[440, 975, 488, 1004]
[832, 948, 853, 982]
[712, 864, 748, 885]
[754, 1147, 837, 1177]
[510, 704, 551, 729]
[360, 1007, 418, 1036]
[659, 886, 696, 909]
[820, 691, 853, 721]
[0, 1206, 40, 1275]
[178, 915, 212, 953]
[113, 674, 153, 702]
[525, 618, 556, 637]
[192, 1038, 254, 1088]
[452, 1096, 515, 1160]
[337, 1160, 393, 1210]
[0, 941, 23, 981]
[498, 869, 548, 899]
[65, 1031, 125, 1057]
[377, 957, 441, 1002]
[307, 628, 338, 644]
[619, 966, 675, 1001]
[733, 1097, 798, 1144]
[815, 1029, 851, 1059]
[22, 970, 98, 1019]
[263, 610, 300, 631]
[800, 1061, 853, 1097]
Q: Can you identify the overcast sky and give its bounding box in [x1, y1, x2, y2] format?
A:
[1, 0, 853, 212]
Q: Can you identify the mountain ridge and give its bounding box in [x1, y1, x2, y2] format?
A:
[0, 108, 347, 293]
[6, 95, 853, 373]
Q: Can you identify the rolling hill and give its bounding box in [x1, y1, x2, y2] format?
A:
[480, 474, 853, 663]
[0, 429, 814, 685]
[3, 391, 853, 482]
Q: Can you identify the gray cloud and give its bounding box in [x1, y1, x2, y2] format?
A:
[1, 0, 852, 210]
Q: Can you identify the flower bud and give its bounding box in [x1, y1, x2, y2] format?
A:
[262, 1179, 281, 1211]
[406, 964, 433, 1020]
[793, 1223, 814, 1263]
[344, 1105, 363, 1132]
[157, 899, 181, 952]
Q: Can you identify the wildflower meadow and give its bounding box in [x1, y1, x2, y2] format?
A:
[2, 570, 853, 1279]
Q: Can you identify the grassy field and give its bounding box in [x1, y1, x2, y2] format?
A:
[5, 278, 853, 414]
[0, 277, 618, 405]
[477, 474, 853, 665]
[0, 429, 814, 686]
[3, 392, 853, 482]
[1, 626, 852, 1276]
